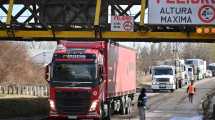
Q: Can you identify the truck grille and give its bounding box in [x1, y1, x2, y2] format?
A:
[55, 90, 91, 115]
[157, 78, 169, 82]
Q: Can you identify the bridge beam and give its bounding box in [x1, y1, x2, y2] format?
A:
[0, 30, 215, 42]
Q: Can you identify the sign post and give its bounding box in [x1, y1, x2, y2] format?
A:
[148, 0, 215, 25]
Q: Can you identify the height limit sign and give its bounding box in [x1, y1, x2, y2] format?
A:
[111, 16, 134, 32]
[148, 0, 215, 25]
[199, 5, 215, 23]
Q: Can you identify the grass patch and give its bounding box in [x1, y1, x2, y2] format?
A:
[0, 97, 49, 118]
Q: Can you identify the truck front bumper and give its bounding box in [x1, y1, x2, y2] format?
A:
[151, 84, 176, 90]
[49, 112, 100, 120]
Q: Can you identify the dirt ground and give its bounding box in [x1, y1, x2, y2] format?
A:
[0, 97, 49, 119]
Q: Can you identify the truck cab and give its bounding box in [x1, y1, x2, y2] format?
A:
[47, 41, 107, 120]
[186, 66, 194, 83]
[151, 65, 176, 92]
[185, 59, 206, 80]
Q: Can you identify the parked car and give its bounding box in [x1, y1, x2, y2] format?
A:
[206, 70, 213, 78]
[208, 63, 215, 76]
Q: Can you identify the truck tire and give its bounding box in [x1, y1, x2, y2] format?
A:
[104, 103, 111, 120]
[152, 89, 158, 93]
[119, 98, 126, 115]
[170, 89, 174, 93]
[125, 97, 132, 115]
[179, 80, 182, 88]
[100, 103, 111, 120]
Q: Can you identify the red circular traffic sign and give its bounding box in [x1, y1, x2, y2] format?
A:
[198, 5, 215, 23]
[123, 21, 133, 31]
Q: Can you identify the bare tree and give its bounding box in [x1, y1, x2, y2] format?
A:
[138, 43, 215, 75]
[0, 42, 47, 85]
[137, 43, 175, 74]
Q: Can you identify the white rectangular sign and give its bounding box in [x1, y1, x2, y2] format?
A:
[111, 16, 134, 31]
[148, 0, 215, 25]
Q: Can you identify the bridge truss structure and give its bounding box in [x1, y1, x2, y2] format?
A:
[0, 0, 214, 42]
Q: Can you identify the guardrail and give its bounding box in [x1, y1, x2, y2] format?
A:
[0, 85, 49, 97]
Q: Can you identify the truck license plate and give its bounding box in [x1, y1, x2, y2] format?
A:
[68, 116, 77, 119]
[159, 84, 166, 88]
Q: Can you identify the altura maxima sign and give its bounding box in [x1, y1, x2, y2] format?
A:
[148, 0, 215, 25]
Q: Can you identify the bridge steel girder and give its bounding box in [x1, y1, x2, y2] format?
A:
[0, 0, 109, 29]
[0, 0, 141, 30]
[0, 30, 215, 42]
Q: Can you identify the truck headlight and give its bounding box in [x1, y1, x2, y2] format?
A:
[49, 99, 56, 111]
[152, 80, 156, 85]
[89, 100, 99, 112]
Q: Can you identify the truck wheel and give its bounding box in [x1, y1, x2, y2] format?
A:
[119, 99, 126, 115]
[170, 89, 174, 93]
[152, 89, 157, 93]
[179, 80, 182, 88]
[99, 102, 111, 120]
[125, 97, 132, 115]
[104, 103, 111, 120]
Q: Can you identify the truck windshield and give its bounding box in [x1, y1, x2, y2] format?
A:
[188, 68, 193, 72]
[154, 68, 173, 75]
[185, 60, 194, 65]
[53, 62, 96, 82]
[185, 60, 198, 65]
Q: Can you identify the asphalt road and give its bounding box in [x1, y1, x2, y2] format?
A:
[1, 78, 215, 120]
[112, 77, 215, 120]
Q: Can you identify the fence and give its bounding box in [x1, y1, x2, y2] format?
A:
[0, 85, 49, 97]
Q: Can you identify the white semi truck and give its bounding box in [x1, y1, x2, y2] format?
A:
[151, 65, 177, 92]
[185, 65, 194, 84]
[185, 59, 207, 80]
[158, 59, 187, 86]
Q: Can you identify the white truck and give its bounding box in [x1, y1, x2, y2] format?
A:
[208, 63, 215, 76]
[151, 65, 177, 92]
[159, 59, 187, 88]
[185, 59, 207, 80]
[185, 65, 194, 84]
